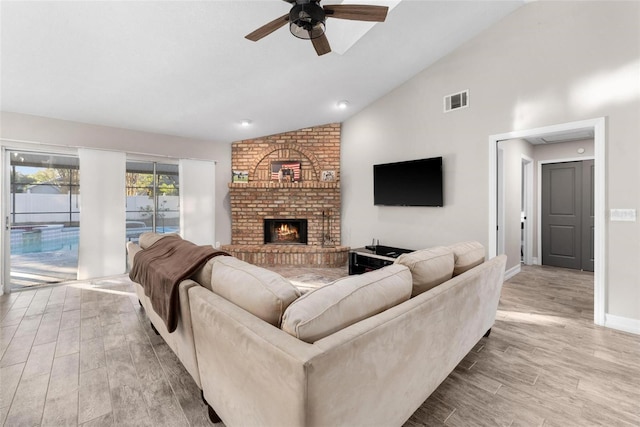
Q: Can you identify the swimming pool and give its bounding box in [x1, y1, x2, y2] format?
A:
[10, 225, 177, 254]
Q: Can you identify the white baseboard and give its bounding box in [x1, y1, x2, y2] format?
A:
[504, 264, 521, 281]
[531, 257, 539, 265]
[605, 313, 640, 335]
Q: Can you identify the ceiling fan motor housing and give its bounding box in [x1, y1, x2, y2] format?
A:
[289, 1, 326, 39]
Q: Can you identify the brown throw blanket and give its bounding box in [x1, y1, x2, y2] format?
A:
[129, 235, 228, 333]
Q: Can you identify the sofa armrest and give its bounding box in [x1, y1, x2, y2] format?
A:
[126, 241, 142, 271]
[189, 286, 324, 427]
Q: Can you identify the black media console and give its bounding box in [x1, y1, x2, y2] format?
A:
[348, 245, 414, 275]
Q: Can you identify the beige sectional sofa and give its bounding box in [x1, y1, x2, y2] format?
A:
[128, 234, 506, 426]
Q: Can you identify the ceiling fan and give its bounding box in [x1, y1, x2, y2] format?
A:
[245, 0, 389, 56]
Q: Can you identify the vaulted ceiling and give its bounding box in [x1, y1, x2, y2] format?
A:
[1, 1, 525, 143]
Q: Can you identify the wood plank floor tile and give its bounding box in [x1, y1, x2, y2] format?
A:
[80, 315, 102, 342]
[33, 310, 63, 346]
[109, 384, 149, 424]
[78, 366, 112, 424]
[1, 265, 638, 427]
[0, 328, 36, 367]
[4, 372, 49, 426]
[41, 388, 79, 427]
[101, 322, 127, 351]
[22, 340, 56, 379]
[0, 361, 25, 409]
[11, 291, 35, 310]
[0, 404, 8, 426]
[55, 325, 80, 357]
[141, 377, 190, 427]
[79, 337, 106, 373]
[105, 344, 138, 389]
[153, 342, 212, 426]
[0, 323, 19, 358]
[14, 313, 43, 337]
[48, 352, 79, 399]
[63, 295, 82, 313]
[60, 309, 81, 331]
[1, 306, 28, 328]
[79, 411, 113, 427]
[129, 340, 165, 385]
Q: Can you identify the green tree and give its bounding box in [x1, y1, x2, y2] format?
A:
[126, 172, 154, 196]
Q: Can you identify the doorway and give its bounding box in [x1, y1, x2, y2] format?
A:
[489, 117, 606, 326]
[541, 160, 594, 271]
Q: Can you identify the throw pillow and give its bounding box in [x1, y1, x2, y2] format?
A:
[448, 241, 485, 276]
[281, 264, 412, 343]
[395, 246, 454, 297]
[210, 256, 300, 327]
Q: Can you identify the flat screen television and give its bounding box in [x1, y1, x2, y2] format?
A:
[373, 157, 443, 206]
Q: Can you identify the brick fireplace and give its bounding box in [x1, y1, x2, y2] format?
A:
[221, 123, 349, 267]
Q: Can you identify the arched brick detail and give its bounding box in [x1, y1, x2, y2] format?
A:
[249, 143, 322, 181]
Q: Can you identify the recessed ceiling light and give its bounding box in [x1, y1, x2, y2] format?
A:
[336, 100, 349, 110]
[240, 119, 252, 127]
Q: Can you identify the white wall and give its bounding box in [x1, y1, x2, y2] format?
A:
[341, 1, 640, 322]
[0, 112, 232, 245]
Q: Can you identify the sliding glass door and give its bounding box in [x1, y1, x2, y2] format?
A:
[8, 151, 80, 289]
[125, 161, 179, 244]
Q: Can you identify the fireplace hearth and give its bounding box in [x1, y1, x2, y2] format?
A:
[264, 219, 308, 245]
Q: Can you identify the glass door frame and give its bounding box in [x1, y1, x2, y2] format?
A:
[1, 142, 78, 294]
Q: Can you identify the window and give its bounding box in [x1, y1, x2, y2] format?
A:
[126, 161, 179, 243]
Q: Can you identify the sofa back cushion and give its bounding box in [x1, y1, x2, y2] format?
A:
[448, 241, 485, 276]
[210, 256, 300, 327]
[281, 264, 412, 343]
[395, 246, 454, 297]
[139, 232, 181, 249]
[192, 258, 215, 290]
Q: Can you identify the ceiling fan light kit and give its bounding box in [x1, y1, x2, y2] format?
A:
[246, 0, 389, 56]
[290, 2, 326, 40]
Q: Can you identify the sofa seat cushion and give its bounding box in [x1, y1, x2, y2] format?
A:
[281, 264, 412, 343]
[448, 241, 485, 276]
[210, 257, 300, 327]
[395, 246, 454, 297]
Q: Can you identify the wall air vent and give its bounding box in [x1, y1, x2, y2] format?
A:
[444, 90, 469, 113]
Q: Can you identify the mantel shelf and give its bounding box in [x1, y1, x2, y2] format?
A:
[228, 181, 340, 190]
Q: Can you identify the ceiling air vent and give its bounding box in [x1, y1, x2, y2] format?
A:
[444, 90, 469, 113]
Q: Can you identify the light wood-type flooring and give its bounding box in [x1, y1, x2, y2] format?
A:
[1, 264, 639, 426]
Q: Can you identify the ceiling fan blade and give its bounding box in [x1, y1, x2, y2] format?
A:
[323, 4, 388, 22]
[312, 34, 331, 56]
[245, 13, 290, 41]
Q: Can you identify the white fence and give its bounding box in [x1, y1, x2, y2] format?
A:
[11, 193, 179, 224]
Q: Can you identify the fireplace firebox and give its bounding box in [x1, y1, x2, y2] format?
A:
[264, 219, 308, 245]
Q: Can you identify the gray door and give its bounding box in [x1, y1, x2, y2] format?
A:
[541, 160, 594, 271]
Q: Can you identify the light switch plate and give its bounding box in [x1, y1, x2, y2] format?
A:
[610, 209, 637, 222]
